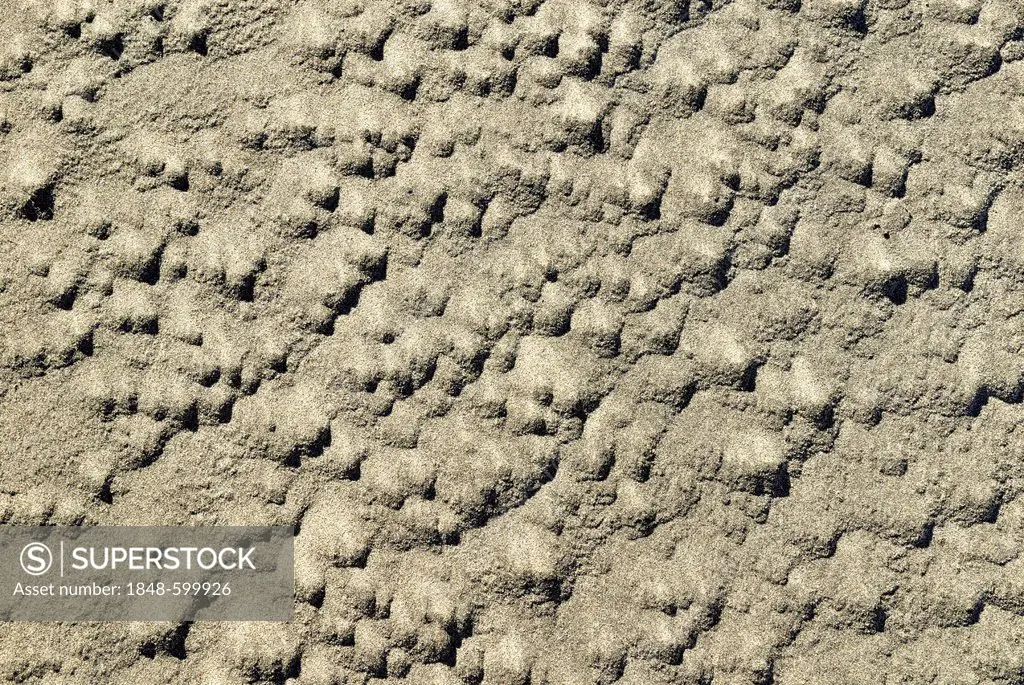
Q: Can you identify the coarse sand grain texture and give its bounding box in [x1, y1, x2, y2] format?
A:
[2, 0, 1024, 681]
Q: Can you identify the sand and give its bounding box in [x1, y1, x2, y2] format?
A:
[1, 0, 1023, 681]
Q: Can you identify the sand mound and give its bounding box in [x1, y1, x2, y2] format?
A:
[2, 0, 1024, 681]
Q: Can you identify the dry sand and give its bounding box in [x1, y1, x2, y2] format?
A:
[1, 0, 1024, 681]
